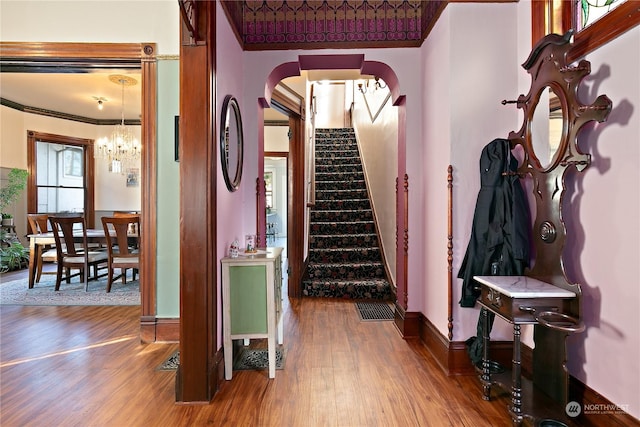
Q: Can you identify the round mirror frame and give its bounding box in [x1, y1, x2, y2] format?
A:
[220, 95, 244, 192]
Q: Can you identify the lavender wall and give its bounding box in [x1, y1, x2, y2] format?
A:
[422, 1, 639, 417]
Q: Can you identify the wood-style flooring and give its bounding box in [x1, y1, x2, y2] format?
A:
[0, 267, 514, 427]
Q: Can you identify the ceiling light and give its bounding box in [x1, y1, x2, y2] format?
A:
[93, 96, 107, 110]
[94, 75, 140, 174]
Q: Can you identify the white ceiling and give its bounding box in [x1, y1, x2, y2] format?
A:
[0, 69, 370, 123]
[0, 71, 142, 121]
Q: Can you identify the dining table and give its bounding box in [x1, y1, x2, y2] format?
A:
[26, 229, 137, 289]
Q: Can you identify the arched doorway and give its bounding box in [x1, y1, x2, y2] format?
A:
[260, 54, 408, 313]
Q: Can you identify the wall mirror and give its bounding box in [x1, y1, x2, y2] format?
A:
[529, 85, 565, 171]
[220, 95, 244, 192]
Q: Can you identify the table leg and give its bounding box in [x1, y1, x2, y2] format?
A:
[481, 307, 492, 400]
[28, 240, 38, 289]
[510, 323, 523, 426]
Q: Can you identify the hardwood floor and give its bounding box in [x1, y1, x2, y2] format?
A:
[1, 268, 515, 427]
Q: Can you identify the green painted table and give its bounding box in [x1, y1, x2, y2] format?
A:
[221, 247, 283, 379]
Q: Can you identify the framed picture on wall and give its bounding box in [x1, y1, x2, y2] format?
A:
[174, 115, 180, 162]
[126, 168, 139, 187]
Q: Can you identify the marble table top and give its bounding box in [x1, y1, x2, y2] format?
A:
[473, 275, 576, 298]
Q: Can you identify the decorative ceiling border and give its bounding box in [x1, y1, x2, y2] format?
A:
[221, 0, 447, 51]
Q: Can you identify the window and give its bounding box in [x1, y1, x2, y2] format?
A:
[27, 131, 96, 226]
[532, 0, 640, 59]
[63, 147, 83, 177]
[577, 0, 626, 30]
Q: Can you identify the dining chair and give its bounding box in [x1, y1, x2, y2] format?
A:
[49, 215, 108, 291]
[101, 215, 140, 293]
[27, 214, 58, 283]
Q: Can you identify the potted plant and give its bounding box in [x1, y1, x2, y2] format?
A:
[0, 168, 28, 223]
[1, 213, 13, 226]
[0, 228, 29, 272]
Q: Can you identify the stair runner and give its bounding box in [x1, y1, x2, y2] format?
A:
[302, 128, 392, 300]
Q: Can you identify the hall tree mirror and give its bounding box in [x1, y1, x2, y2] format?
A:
[475, 30, 612, 426]
[529, 86, 564, 171]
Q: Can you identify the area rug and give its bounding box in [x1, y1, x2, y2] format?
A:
[157, 347, 286, 371]
[0, 273, 140, 306]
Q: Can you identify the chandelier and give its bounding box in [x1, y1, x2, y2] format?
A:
[95, 75, 140, 174]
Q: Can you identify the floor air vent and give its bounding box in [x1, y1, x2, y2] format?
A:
[355, 302, 395, 321]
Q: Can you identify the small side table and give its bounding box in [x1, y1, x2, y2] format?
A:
[220, 247, 284, 380]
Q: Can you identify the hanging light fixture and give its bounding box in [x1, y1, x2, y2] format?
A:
[95, 75, 140, 174]
[358, 76, 387, 94]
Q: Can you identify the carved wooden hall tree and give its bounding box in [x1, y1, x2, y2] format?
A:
[475, 31, 611, 426]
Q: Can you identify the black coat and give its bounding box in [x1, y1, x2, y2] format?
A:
[457, 138, 530, 308]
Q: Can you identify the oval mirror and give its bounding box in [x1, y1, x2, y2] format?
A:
[529, 86, 564, 170]
[220, 95, 244, 192]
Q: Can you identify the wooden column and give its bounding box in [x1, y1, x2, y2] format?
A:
[176, 1, 218, 403]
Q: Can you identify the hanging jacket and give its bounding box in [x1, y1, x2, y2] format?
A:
[457, 138, 530, 307]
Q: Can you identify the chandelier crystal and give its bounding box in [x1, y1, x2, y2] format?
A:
[95, 75, 140, 174]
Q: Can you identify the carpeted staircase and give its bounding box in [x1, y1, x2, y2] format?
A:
[302, 128, 392, 300]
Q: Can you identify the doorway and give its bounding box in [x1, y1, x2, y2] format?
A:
[0, 42, 158, 340]
[264, 154, 288, 258]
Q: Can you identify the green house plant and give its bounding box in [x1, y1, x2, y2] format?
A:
[0, 168, 28, 222]
[0, 228, 29, 272]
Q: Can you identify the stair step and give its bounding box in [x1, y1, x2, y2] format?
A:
[316, 189, 369, 200]
[311, 209, 373, 222]
[302, 278, 391, 300]
[315, 180, 366, 191]
[309, 233, 378, 248]
[315, 170, 363, 178]
[305, 261, 386, 279]
[316, 151, 359, 158]
[315, 166, 363, 175]
[309, 247, 381, 263]
[310, 221, 375, 235]
[313, 199, 371, 210]
[315, 157, 363, 166]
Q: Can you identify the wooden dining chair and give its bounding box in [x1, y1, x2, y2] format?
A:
[101, 215, 140, 293]
[49, 215, 108, 291]
[27, 214, 58, 283]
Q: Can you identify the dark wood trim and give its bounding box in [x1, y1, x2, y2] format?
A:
[417, 313, 512, 376]
[271, 89, 304, 118]
[1, 41, 159, 346]
[177, 0, 217, 403]
[570, 2, 640, 61]
[532, 1, 640, 60]
[264, 120, 289, 127]
[393, 303, 420, 338]
[264, 151, 289, 158]
[26, 131, 95, 227]
[0, 42, 147, 63]
[0, 98, 141, 126]
[447, 165, 454, 341]
[139, 44, 158, 344]
[138, 317, 180, 342]
[244, 40, 422, 52]
[287, 115, 305, 298]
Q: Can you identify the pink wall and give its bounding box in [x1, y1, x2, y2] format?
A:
[422, 2, 639, 417]
[216, 1, 248, 344]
